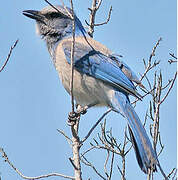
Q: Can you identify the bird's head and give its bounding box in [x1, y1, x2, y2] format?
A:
[23, 5, 86, 43]
[23, 5, 75, 41]
[23, 5, 86, 58]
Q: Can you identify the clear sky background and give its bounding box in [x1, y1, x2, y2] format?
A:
[0, 0, 177, 180]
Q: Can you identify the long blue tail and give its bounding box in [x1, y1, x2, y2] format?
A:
[111, 91, 157, 174]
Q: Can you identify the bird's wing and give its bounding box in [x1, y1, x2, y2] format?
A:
[62, 40, 141, 99]
[108, 54, 145, 88]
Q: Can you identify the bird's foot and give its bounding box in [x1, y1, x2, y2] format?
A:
[67, 105, 88, 126]
[67, 111, 80, 126]
[76, 105, 88, 115]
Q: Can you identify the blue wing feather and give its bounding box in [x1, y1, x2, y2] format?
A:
[63, 41, 141, 98]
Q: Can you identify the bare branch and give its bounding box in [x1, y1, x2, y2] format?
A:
[157, 133, 164, 157]
[108, 152, 114, 180]
[94, 6, 112, 26]
[57, 129, 72, 145]
[167, 168, 177, 179]
[161, 79, 173, 90]
[69, 0, 76, 113]
[131, 87, 155, 105]
[138, 38, 162, 83]
[159, 72, 177, 104]
[81, 155, 106, 180]
[0, 39, 19, 73]
[86, 0, 112, 37]
[0, 148, 74, 180]
[168, 59, 177, 64]
[81, 146, 95, 157]
[44, 0, 73, 19]
[96, 0, 103, 10]
[172, 168, 177, 180]
[169, 53, 177, 59]
[117, 165, 126, 180]
[81, 108, 112, 143]
[157, 160, 168, 179]
[104, 150, 110, 178]
[69, 157, 79, 170]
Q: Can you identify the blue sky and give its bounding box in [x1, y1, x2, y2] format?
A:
[0, 0, 177, 179]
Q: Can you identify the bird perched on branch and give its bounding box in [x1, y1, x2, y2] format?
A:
[23, 5, 157, 173]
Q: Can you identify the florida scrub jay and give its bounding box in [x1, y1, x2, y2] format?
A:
[23, 5, 157, 173]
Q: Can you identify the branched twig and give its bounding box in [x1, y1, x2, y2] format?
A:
[94, 6, 112, 26]
[131, 87, 155, 105]
[138, 38, 162, 83]
[0, 39, 19, 72]
[57, 129, 72, 145]
[159, 72, 177, 104]
[86, 0, 112, 37]
[168, 53, 177, 64]
[146, 70, 177, 179]
[81, 155, 106, 180]
[168, 59, 177, 64]
[83, 121, 131, 180]
[157, 133, 164, 157]
[0, 148, 74, 180]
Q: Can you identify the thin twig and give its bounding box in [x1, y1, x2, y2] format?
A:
[117, 165, 126, 180]
[69, 0, 75, 113]
[108, 152, 114, 180]
[168, 59, 177, 64]
[167, 168, 176, 179]
[44, 0, 75, 113]
[94, 6, 112, 26]
[57, 129, 72, 144]
[81, 108, 112, 143]
[138, 38, 162, 83]
[0, 39, 19, 72]
[81, 146, 95, 157]
[157, 160, 168, 180]
[0, 148, 74, 180]
[96, 0, 103, 10]
[86, 0, 112, 37]
[131, 87, 155, 104]
[44, 0, 72, 19]
[169, 53, 177, 59]
[172, 168, 177, 180]
[69, 157, 78, 170]
[159, 72, 177, 104]
[104, 150, 110, 178]
[81, 155, 106, 180]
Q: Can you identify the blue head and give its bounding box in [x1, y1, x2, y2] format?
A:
[23, 5, 86, 57]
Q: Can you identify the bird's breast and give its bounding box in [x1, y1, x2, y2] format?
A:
[54, 36, 113, 107]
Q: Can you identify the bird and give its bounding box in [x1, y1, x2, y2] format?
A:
[23, 5, 158, 174]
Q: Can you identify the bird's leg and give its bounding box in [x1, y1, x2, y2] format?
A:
[67, 103, 97, 126]
[76, 104, 88, 115]
[76, 102, 98, 115]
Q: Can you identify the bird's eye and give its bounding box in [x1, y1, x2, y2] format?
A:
[46, 12, 62, 19]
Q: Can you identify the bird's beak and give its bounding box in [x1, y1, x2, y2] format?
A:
[23, 10, 45, 23]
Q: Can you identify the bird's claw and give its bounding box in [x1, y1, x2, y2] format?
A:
[67, 111, 79, 126]
[77, 106, 87, 115]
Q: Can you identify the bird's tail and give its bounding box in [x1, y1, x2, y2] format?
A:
[111, 91, 157, 174]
